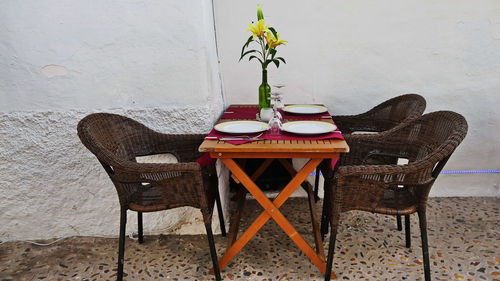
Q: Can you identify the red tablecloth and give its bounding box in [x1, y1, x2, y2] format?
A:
[221, 105, 332, 120]
[199, 105, 343, 169]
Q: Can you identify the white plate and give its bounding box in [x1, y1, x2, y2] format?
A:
[283, 104, 328, 115]
[214, 120, 269, 134]
[281, 121, 337, 135]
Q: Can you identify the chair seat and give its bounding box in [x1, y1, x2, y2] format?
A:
[128, 185, 205, 212]
[352, 187, 418, 215]
[128, 186, 172, 212]
[127, 166, 218, 212]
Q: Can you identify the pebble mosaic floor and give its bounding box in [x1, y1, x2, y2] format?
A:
[0, 197, 499, 281]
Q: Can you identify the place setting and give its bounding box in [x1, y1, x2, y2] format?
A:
[205, 92, 343, 144]
[205, 118, 341, 144]
[220, 104, 332, 120]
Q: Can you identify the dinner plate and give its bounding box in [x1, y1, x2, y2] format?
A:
[282, 104, 328, 115]
[214, 120, 269, 134]
[281, 121, 337, 135]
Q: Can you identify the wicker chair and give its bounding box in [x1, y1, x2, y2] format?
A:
[322, 111, 468, 281]
[77, 113, 226, 281]
[316, 94, 427, 238]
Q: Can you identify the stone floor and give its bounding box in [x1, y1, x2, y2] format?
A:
[0, 197, 499, 281]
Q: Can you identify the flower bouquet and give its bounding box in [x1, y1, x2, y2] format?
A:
[240, 6, 287, 110]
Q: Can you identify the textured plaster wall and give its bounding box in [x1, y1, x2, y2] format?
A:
[0, 1, 227, 241]
[214, 0, 500, 197]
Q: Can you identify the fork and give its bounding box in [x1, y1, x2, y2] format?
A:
[219, 132, 264, 141]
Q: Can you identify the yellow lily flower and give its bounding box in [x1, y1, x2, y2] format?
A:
[247, 19, 269, 38]
[265, 32, 287, 49]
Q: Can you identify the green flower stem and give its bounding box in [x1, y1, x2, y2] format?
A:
[259, 37, 267, 69]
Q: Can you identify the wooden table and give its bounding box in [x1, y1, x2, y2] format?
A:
[199, 105, 349, 276]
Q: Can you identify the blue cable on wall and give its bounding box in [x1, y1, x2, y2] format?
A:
[440, 170, 500, 174]
[310, 170, 500, 176]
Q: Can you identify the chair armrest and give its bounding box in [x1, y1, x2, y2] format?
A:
[120, 161, 202, 174]
[337, 160, 434, 186]
[134, 133, 207, 163]
[332, 114, 364, 134]
[339, 163, 407, 178]
[333, 112, 403, 134]
[107, 160, 203, 186]
[111, 160, 214, 209]
[340, 130, 423, 166]
[339, 133, 393, 165]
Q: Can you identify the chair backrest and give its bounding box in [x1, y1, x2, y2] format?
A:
[364, 93, 427, 131]
[78, 113, 210, 211]
[380, 111, 467, 202]
[77, 113, 157, 164]
[77, 113, 159, 206]
[384, 110, 467, 165]
[339, 94, 427, 165]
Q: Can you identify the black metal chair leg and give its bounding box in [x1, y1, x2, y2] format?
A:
[320, 187, 330, 239]
[396, 215, 402, 231]
[324, 224, 337, 281]
[137, 211, 144, 244]
[313, 167, 320, 202]
[204, 222, 222, 281]
[321, 162, 337, 239]
[418, 210, 431, 281]
[405, 214, 411, 248]
[117, 207, 127, 281]
[215, 189, 227, 237]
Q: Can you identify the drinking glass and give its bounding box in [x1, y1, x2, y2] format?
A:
[270, 92, 282, 120]
[272, 84, 285, 110]
[268, 109, 282, 136]
[268, 91, 283, 136]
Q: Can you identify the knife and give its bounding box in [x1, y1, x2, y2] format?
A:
[219, 137, 263, 141]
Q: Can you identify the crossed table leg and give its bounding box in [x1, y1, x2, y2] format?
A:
[226, 159, 325, 261]
[214, 157, 328, 275]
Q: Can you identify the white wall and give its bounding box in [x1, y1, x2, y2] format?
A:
[214, 0, 500, 196]
[1, 0, 499, 242]
[0, 0, 227, 241]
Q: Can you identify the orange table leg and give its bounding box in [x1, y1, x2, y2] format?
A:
[278, 159, 325, 260]
[216, 158, 326, 275]
[231, 158, 272, 184]
[251, 159, 274, 181]
[227, 159, 274, 247]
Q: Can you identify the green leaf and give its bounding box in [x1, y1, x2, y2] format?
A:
[269, 48, 277, 59]
[269, 27, 278, 37]
[244, 35, 254, 47]
[249, 55, 263, 64]
[276, 57, 286, 64]
[239, 50, 257, 61]
[272, 59, 280, 68]
[240, 36, 254, 57]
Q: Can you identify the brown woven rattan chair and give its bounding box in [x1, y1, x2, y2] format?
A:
[77, 113, 226, 281]
[322, 111, 468, 281]
[316, 93, 426, 238]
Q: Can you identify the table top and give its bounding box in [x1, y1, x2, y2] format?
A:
[199, 105, 349, 157]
